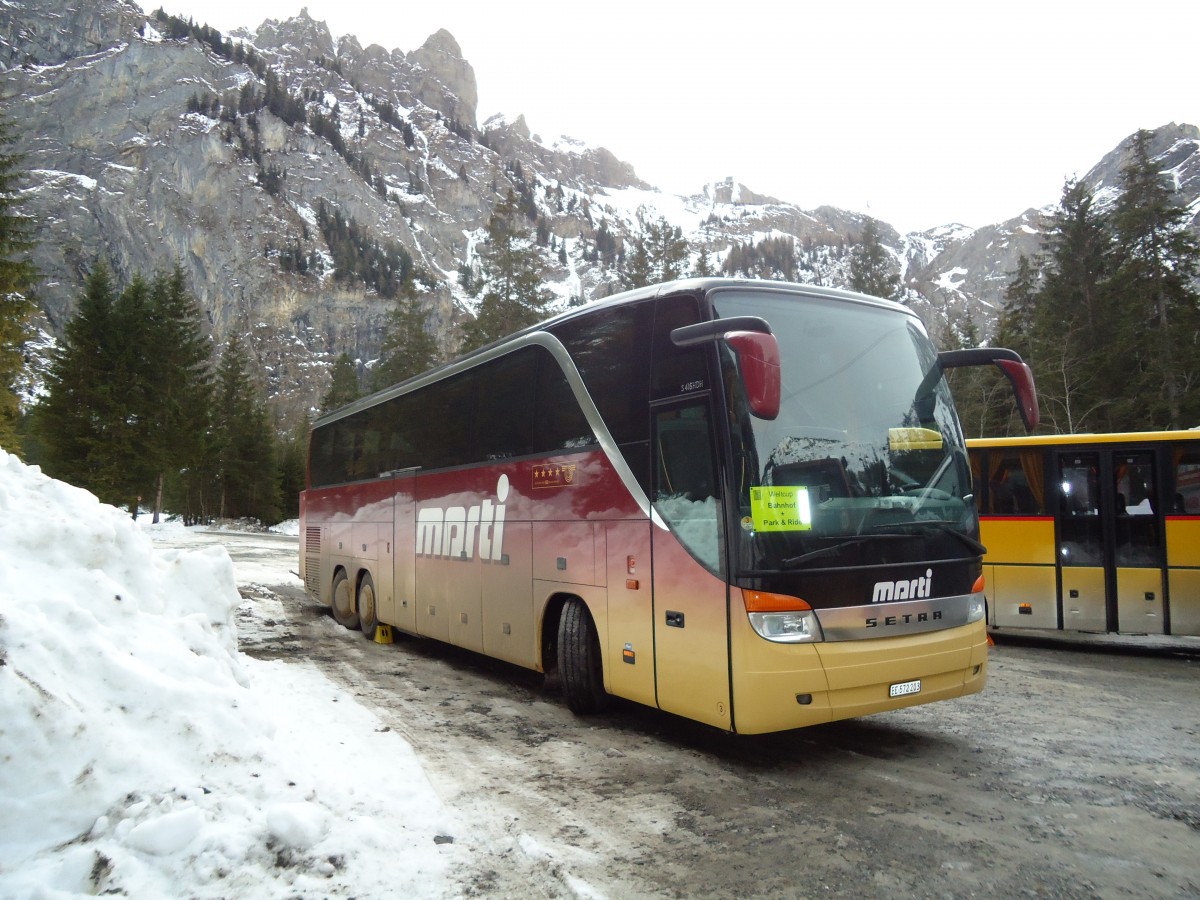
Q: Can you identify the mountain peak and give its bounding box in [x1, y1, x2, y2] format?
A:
[419, 28, 463, 59]
[253, 9, 335, 59]
[405, 29, 477, 127]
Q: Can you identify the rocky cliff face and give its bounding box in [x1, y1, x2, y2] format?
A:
[4, 1, 1199, 423]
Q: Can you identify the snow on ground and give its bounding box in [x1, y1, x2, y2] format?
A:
[0, 449, 467, 898]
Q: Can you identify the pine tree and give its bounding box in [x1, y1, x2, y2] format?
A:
[622, 209, 689, 289]
[847, 218, 900, 300]
[1108, 129, 1200, 429]
[323, 351, 361, 411]
[460, 190, 552, 352]
[276, 413, 310, 520]
[1033, 178, 1118, 432]
[214, 333, 280, 522]
[143, 266, 214, 522]
[108, 274, 160, 515]
[0, 113, 37, 451]
[984, 253, 1044, 435]
[995, 254, 1041, 355]
[373, 284, 440, 391]
[36, 265, 121, 494]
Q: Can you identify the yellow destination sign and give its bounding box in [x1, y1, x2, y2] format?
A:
[750, 486, 812, 532]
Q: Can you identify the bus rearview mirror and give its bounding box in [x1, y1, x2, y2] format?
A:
[726, 331, 781, 420]
[937, 348, 1040, 432]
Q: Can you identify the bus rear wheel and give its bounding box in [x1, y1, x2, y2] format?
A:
[357, 573, 378, 640]
[557, 598, 609, 714]
[330, 569, 359, 630]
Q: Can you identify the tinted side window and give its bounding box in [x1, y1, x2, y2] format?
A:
[550, 302, 653, 445]
[652, 294, 709, 401]
[374, 392, 419, 472]
[421, 371, 476, 468]
[535, 349, 594, 452]
[475, 349, 536, 460]
[309, 420, 340, 487]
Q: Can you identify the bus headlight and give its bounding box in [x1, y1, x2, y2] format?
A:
[967, 594, 986, 623]
[748, 610, 824, 643]
[742, 589, 824, 643]
[967, 574, 986, 623]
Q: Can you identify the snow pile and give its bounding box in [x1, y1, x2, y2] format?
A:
[0, 449, 462, 897]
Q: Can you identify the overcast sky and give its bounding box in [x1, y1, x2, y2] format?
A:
[137, 0, 1199, 234]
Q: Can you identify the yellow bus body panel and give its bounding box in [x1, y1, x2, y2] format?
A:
[986, 563, 1058, 629]
[1167, 518, 1200, 567]
[1061, 567, 1107, 632]
[1168, 569, 1200, 636]
[1116, 567, 1165, 634]
[978, 517, 1056, 565]
[730, 609, 987, 735]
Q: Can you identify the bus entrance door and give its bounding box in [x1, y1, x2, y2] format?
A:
[1056, 451, 1166, 634]
[1111, 452, 1166, 634]
[649, 402, 733, 730]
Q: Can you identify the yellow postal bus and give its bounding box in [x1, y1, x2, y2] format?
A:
[967, 431, 1200, 636]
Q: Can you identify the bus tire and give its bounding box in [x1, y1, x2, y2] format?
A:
[357, 572, 378, 641]
[557, 598, 609, 714]
[330, 569, 359, 630]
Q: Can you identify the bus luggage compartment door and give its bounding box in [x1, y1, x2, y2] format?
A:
[604, 521, 654, 708]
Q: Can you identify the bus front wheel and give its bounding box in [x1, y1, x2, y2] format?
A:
[330, 569, 359, 630]
[357, 573, 378, 640]
[557, 598, 610, 714]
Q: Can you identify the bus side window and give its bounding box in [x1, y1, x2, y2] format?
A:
[534, 349, 593, 452]
[474, 349, 535, 461]
[653, 404, 721, 573]
[984, 451, 1044, 515]
[651, 295, 707, 401]
[1173, 450, 1200, 514]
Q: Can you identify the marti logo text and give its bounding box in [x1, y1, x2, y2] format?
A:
[871, 569, 934, 604]
[416, 475, 509, 561]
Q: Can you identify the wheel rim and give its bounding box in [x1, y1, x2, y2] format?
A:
[333, 575, 352, 619]
[359, 581, 375, 626]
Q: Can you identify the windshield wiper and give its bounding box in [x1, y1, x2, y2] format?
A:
[781, 533, 913, 569]
[868, 520, 987, 555]
[918, 521, 987, 555]
[781, 523, 986, 570]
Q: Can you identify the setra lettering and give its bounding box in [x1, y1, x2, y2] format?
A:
[866, 610, 943, 628]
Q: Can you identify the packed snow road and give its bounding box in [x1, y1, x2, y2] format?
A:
[174, 528, 1200, 898]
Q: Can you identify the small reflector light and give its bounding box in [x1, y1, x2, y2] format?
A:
[742, 589, 811, 612]
[972, 574, 986, 594]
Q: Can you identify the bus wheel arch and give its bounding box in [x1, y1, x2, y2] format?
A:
[330, 567, 360, 630]
[357, 570, 378, 640]
[554, 595, 610, 714]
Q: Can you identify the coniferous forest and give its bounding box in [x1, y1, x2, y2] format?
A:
[947, 130, 1200, 437]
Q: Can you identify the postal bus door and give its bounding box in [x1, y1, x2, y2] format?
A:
[1056, 450, 1165, 634]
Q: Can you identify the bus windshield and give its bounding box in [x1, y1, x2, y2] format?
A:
[712, 288, 977, 574]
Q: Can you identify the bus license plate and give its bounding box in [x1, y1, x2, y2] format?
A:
[889, 679, 921, 698]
